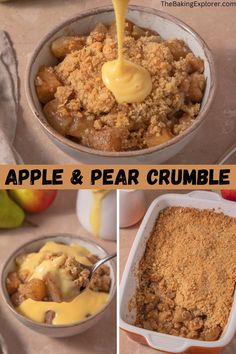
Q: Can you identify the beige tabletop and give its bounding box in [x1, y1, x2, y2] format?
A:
[0, 190, 116, 354]
[0, 0, 235, 164]
[120, 190, 236, 354]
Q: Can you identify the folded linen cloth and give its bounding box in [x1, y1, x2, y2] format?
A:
[0, 31, 22, 163]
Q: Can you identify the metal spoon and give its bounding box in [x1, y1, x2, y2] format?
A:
[78, 252, 116, 294]
[83, 252, 117, 281]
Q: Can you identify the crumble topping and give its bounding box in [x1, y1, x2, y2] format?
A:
[35, 21, 205, 152]
[134, 207, 236, 341]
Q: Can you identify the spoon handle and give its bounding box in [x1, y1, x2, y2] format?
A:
[93, 252, 117, 273]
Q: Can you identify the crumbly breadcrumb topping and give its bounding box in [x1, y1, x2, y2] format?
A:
[35, 21, 205, 152]
[134, 207, 236, 341]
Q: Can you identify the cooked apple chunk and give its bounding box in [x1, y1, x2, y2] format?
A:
[35, 66, 61, 104]
[145, 128, 174, 148]
[43, 99, 73, 135]
[51, 36, 86, 59]
[18, 279, 47, 301]
[81, 127, 127, 152]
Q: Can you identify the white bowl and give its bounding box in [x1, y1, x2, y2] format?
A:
[26, 6, 216, 164]
[120, 191, 236, 353]
[1, 234, 116, 337]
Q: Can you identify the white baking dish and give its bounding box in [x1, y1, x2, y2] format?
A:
[120, 191, 236, 353]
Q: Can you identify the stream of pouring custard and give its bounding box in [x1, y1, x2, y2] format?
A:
[89, 190, 111, 237]
[16, 242, 109, 325]
[102, 0, 152, 103]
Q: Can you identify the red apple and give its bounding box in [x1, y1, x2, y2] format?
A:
[221, 190, 236, 202]
[9, 190, 57, 213]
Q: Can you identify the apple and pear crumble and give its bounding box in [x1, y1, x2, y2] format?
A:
[134, 207, 236, 341]
[6, 242, 111, 325]
[35, 21, 205, 152]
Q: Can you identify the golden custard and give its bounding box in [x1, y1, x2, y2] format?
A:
[90, 190, 111, 237]
[19, 242, 91, 301]
[102, 0, 152, 103]
[17, 288, 108, 325]
[7, 242, 110, 325]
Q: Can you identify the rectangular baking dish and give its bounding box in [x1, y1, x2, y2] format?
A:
[120, 191, 236, 354]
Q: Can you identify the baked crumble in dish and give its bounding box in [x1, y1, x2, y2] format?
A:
[133, 207, 236, 341]
[6, 242, 111, 325]
[35, 21, 206, 152]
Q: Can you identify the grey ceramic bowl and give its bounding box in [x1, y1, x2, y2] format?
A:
[1, 234, 116, 337]
[26, 6, 216, 164]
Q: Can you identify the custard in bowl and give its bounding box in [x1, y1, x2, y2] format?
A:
[1, 235, 116, 337]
